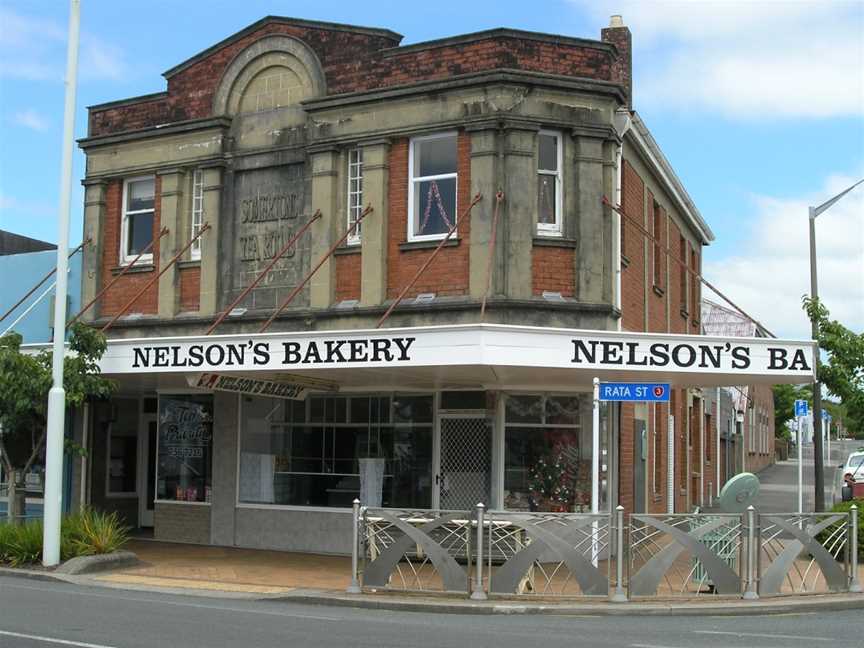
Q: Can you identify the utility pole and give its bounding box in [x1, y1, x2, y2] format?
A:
[43, 0, 80, 566]
[808, 177, 863, 512]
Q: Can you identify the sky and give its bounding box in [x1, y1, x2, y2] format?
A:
[0, 0, 861, 341]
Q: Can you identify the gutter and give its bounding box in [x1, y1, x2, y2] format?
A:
[612, 108, 632, 331]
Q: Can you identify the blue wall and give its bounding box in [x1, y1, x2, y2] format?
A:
[0, 249, 82, 343]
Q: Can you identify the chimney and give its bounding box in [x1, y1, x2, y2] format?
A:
[601, 15, 632, 110]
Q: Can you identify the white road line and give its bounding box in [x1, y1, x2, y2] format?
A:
[694, 630, 833, 642]
[0, 581, 340, 622]
[0, 629, 119, 648]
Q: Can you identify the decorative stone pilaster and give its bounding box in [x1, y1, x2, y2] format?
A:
[502, 124, 537, 300]
[157, 169, 185, 319]
[199, 167, 222, 316]
[360, 141, 389, 307]
[80, 179, 107, 322]
[309, 148, 339, 308]
[467, 126, 500, 300]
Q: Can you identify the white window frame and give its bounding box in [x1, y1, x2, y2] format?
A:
[190, 169, 204, 260]
[120, 175, 156, 265]
[408, 131, 458, 242]
[536, 130, 563, 236]
[346, 148, 363, 246]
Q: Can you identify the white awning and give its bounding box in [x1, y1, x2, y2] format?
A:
[88, 323, 815, 391]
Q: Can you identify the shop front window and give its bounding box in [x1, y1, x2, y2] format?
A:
[239, 394, 433, 508]
[107, 398, 138, 496]
[504, 394, 606, 512]
[156, 395, 213, 503]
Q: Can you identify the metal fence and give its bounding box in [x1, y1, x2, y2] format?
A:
[348, 502, 861, 601]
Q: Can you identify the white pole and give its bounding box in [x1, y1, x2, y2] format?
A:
[797, 415, 803, 516]
[715, 387, 721, 498]
[667, 413, 675, 514]
[699, 397, 705, 508]
[591, 377, 600, 566]
[43, 0, 80, 567]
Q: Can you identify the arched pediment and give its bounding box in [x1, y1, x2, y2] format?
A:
[213, 35, 326, 116]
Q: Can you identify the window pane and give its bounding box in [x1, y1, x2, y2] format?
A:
[128, 178, 155, 211]
[238, 394, 432, 508]
[506, 395, 543, 423]
[539, 134, 558, 171]
[537, 175, 557, 225]
[414, 177, 456, 236]
[127, 212, 154, 256]
[157, 395, 214, 502]
[393, 395, 433, 423]
[415, 135, 457, 177]
[504, 426, 590, 512]
[545, 396, 583, 426]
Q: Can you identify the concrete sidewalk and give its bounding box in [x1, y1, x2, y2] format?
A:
[44, 539, 860, 616]
[91, 539, 351, 594]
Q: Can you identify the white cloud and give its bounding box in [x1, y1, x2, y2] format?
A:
[0, 7, 127, 82]
[704, 173, 864, 340]
[573, 1, 864, 119]
[12, 109, 49, 132]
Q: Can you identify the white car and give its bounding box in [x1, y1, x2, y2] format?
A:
[840, 450, 864, 482]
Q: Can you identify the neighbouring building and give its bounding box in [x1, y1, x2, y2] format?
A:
[0, 231, 83, 517]
[54, 15, 810, 552]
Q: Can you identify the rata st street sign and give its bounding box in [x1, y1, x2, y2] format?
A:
[598, 382, 669, 402]
[794, 399, 809, 418]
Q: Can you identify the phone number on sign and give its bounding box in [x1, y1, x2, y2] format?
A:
[167, 446, 204, 459]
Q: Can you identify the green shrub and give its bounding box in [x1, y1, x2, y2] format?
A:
[0, 509, 130, 567]
[6, 519, 43, 567]
[817, 499, 864, 561]
[71, 509, 130, 556]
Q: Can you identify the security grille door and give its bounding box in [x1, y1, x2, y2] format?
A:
[438, 417, 492, 510]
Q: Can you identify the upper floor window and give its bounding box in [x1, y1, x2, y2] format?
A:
[347, 148, 363, 245]
[121, 176, 155, 264]
[409, 132, 457, 241]
[190, 169, 204, 260]
[537, 130, 562, 235]
[652, 201, 663, 288]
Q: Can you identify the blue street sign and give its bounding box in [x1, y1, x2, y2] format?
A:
[794, 399, 809, 417]
[599, 382, 669, 402]
[822, 409, 832, 422]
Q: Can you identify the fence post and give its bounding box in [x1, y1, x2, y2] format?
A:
[743, 505, 759, 600]
[610, 505, 628, 602]
[471, 503, 488, 600]
[850, 504, 862, 593]
[346, 498, 362, 594]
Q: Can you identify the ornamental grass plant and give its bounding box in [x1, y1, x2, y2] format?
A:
[0, 508, 130, 567]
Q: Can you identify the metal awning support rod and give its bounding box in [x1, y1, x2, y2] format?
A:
[101, 223, 210, 333]
[206, 210, 321, 335]
[377, 193, 482, 329]
[259, 205, 373, 333]
[602, 197, 776, 339]
[480, 191, 504, 321]
[67, 228, 168, 328]
[0, 237, 91, 323]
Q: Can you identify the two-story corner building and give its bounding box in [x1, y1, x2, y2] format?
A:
[67, 15, 810, 553]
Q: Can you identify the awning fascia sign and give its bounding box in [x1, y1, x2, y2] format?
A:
[88, 323, 816, 385]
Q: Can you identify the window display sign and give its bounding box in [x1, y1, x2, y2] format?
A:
[157, 395, 214, 503]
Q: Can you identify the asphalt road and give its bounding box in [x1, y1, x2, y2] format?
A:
[751, 439, 861, 513]
[0, 574, 859, 648]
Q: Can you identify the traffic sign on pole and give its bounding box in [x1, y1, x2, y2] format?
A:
[794, 399, 809, 418]
[598, 382, 669, 402]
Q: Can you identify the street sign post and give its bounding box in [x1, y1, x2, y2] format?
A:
[793, 399, 809, 515]
[598, 382, 670, 402]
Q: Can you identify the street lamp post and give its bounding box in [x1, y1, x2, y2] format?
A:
[808, 178, 863, 512]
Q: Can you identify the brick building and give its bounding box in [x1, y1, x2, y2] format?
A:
[66, 15, 807, 551]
